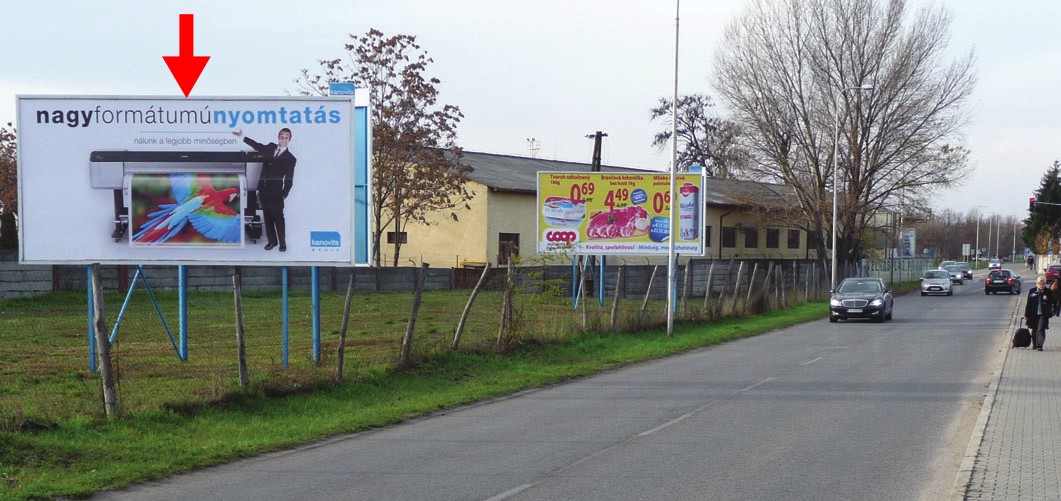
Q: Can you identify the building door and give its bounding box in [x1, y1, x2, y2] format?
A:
[498, 233, 519, 265]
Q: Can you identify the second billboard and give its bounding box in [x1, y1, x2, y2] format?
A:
[537, 172, 703, 255]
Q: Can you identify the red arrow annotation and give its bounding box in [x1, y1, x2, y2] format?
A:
[163, 14, 210, 98]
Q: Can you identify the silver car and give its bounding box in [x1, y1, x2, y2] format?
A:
[921, 269, 953, 296]
[944, 265, 965, 285]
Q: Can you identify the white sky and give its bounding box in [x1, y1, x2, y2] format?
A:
[2, 0, 1058, 221]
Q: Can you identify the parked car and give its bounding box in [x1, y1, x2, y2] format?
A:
[985, 269, 1022, 295]
[829, 277, 893, 323]
[989, 259, 1002, 270]
[943, 265, 964, 285]
[957, 262, 973, 280]
[1047, 264, 1061, 285]
[920, 269, 953, 296]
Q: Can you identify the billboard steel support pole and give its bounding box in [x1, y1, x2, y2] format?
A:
[312, 266, 321, 364]
[87, 266, 96, 371]
[282, 267, 289, 368]
[178, 265, 188, 361]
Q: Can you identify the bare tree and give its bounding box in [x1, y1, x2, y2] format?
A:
[0, 123, 16, 249]
[713, 0, 975, 268]
[649, 94, 748, 178]
[296, 29, 474, 266]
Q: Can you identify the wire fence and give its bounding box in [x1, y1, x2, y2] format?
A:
[2, 257, 919, 422]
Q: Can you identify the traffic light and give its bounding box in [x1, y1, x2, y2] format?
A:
[1030, 197, 1036, 211]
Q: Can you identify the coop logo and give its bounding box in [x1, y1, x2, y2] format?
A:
[544, 229, 579, 245]
[310, 231, 341, 251]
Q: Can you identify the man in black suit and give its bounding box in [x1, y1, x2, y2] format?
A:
[233, 128, 296, 251]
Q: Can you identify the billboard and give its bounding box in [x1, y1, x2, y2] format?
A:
[17, 95, 365, 265]
[536, 172, 703, 255]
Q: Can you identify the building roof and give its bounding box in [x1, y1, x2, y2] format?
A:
[457, 150, 797, 208]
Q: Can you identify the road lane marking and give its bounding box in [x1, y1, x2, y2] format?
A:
[800, 356, 825, 366]
[638, 412, 695, 436]
[638, 377, 776, 437]
[740, 377, 775, 391]
[485, 483, 534, 501]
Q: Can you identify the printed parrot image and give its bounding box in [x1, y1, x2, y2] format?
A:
[132, 173, 241, 245]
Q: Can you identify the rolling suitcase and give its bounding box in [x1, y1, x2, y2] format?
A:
[1013, 319, 1032, 348]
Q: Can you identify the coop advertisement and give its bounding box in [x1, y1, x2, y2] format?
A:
[16, 95, 362, 265]
[536, 172, 703, 255]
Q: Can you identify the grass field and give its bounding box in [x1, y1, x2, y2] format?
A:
[0, 284, 830, 499]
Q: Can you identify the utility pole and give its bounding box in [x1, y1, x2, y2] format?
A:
[582, 131, 608, 297]
[586, 131, 608, 171]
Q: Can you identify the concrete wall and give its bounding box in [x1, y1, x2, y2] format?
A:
[0, 251, 455, 299]
[3, 251, 900, 302]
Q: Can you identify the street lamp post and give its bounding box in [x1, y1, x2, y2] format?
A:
[831, 84, 873, 289]
[996, 215, 1002, 260]
[975, 205, 986, 266]
[1012, 221, 1018, 262]
[987, 214, 996, 262]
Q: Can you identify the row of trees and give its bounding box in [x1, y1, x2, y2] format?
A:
[0, 123, 15, 250]
[918, 209, 1024, 261]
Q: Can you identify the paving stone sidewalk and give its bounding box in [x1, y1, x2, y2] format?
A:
[962, 308, 1061, 499]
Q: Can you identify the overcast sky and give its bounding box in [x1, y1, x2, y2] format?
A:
[3, 0, 1058, 222]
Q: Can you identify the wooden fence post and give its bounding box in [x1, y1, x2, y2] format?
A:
[639, 265, 658, 326]
[335, 273, 355, 381]
[398, 263, 430, 368]
[233, 275, 249, 391]
[452, 264, 491, 350]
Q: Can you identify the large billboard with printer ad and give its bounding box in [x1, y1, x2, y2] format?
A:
[17, 95, 362, 265]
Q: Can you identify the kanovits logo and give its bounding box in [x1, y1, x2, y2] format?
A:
[544, 229, 580, 244]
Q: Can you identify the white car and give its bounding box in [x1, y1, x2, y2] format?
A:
[921, 269, 953, 296]
[989, 259, 1002, 270]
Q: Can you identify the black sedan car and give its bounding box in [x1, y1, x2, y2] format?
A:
[985, 269, 1021, 295]
[829, 277, 894, 323]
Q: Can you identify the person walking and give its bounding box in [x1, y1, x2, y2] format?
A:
[233, 128, 296, 251]
[1024, 276, 1056, 351]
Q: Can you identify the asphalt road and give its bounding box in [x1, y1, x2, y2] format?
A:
[96, 270, 1016, 501]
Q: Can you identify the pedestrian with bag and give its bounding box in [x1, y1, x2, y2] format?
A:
[1024, 276, 1056, 351]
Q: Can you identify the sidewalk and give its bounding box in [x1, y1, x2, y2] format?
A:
[958, 297, 1061, 499]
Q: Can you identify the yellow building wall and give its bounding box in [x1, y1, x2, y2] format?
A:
[702, 208, 818, 261]
[389, 184, 818, 267]
[379, 180, 490, 267]
[486, 191, 542, 265]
